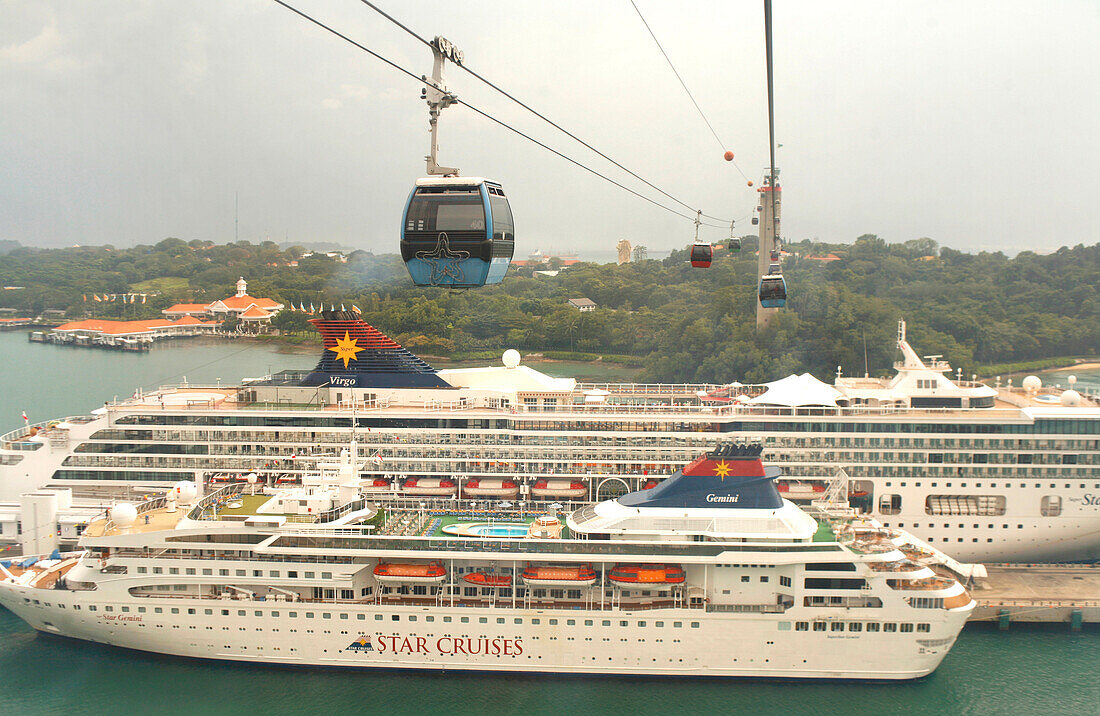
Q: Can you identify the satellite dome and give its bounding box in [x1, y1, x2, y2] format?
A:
[173, 481, 198, 504]
[1067, 375, 1077, 386]
[502, 349, 521, 368]
[1060, 389, 1082, 407]
[1021, 375, 1041, 392]
[110, 503, 138, 527]
[246, 473, 259, 484]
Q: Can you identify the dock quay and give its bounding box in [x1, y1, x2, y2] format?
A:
[968, 564, 1100, 629]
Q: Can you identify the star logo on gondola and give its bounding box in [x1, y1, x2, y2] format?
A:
[713, 460, 731, 480]
[328, 331, 365, 368]
[416, 233, 470, 284]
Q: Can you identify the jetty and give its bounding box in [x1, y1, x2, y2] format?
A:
[968, 564, 1100, 629]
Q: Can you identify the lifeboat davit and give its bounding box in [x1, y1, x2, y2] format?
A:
[776, 480, 826, 499]
[401, 478, 457, 496]
[373, 561, 447, 584]
[608, 564, 686, 586]
[521, 565, 598, 587]
[530, 479, 587, 499]
[462, 571, 513, 588]
[463, 478, 520, 499]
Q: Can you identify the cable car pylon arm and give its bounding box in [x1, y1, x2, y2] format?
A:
[423, 36, 462, 176]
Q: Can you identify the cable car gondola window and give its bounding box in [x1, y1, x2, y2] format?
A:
[404, 186, 484, 236]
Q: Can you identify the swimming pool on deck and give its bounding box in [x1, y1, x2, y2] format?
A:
[441, 522, 531, 537]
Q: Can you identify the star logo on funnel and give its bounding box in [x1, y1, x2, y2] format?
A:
[713, 460, 731, 480]
[328, 331, 365, 368]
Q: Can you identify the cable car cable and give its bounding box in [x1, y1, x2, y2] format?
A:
[272, 0, 729, 228]
[628, 0, 752, 186]
[356, 0, 737, 224]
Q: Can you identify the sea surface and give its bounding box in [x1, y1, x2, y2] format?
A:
[0, 331, 1097, 714]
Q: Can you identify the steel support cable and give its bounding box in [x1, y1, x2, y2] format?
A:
[271, 0, 728, 227]
[629, 0, 753, 189]
[356, 0, 735, 225]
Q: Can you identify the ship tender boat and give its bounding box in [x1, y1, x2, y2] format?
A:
[776, 480, 827, 499]
[530, 480, 587, 499]
[463, 478, 519, 499]
[521, 565, 598, 587]
[2, 312, 1098, 563]
[463, 571, 513, 587]
[402, 478, 457, 496]
[608, 564, 686, 586]
[0, 442, 976, 679]
[373, 561, 447, 584]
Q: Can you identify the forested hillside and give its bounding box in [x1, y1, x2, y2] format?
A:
[0, 236, 1096, 383]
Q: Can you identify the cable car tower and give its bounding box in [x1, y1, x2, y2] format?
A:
[756, 168, 785, 326]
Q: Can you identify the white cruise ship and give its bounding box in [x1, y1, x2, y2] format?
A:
[1, 312, 1097, 563]
[0, 443, 975, 679]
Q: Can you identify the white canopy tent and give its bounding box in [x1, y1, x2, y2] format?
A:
[747, 373, 846, 408]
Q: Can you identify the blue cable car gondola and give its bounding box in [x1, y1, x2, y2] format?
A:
[758, 263, 787, 308]
[690, 242, 713, 268]
[400, 177, 514, 288]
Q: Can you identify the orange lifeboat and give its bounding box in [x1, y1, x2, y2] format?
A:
[642, 479, 660, 490]
[462, 571, 512, 587]
[530, 479, 587, 499]
[521, 564, 597, 587]
[463, 478, 520, 499]
[608, 564, 686, 586]
[776, 481, 826, 499]
[373, 561, 447, 584]
[361, 477, 392, 491]
[401, 478, 457, 496]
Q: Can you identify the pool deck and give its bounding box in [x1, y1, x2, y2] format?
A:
[431, 513, 569, 539]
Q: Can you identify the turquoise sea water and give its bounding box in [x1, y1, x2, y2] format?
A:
[0, 331, 1097, 713]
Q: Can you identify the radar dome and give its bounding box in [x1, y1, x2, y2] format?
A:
[1060, 389, 1082, 407]
[1022, 375, 1041, 392]
[173, 481, 198, 504]
[246, 473, 259, 484]
[502, 349, 521, 368]
[1067, 375, 1077, 386]
[110, 503, 138, 527]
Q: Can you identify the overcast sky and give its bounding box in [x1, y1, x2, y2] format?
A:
[1, 1, 1097, 255]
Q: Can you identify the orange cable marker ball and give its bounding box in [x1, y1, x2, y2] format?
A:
[747, 180, 754, 187]
[723, 151, 734, 161]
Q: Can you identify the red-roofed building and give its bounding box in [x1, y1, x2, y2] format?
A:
[162, 277, 284, 324]
[53, 317, 220, 339]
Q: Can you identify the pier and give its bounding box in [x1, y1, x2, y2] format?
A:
[968, 564, 1100, 629]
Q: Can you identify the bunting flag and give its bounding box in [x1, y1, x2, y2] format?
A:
[308, 302, 315, 314]
[351, 305, 362, 314]
[93, 294, 102, 302]
[340, 303, 346, 312]
[22, 410, 28, 425]
[141, 294, 147, 304]
[82, 295, 87, 302]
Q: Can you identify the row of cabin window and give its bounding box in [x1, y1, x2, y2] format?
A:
[63, 603, 703, 628]
[795, 621, 930, 633]
[136, 566, 332, 579]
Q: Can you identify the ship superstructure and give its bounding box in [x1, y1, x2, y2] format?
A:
[0, 444, 974, 679]
[1, 313, 1097, 562]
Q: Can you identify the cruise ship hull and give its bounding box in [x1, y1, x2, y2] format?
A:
[0, 591, 967, 680]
